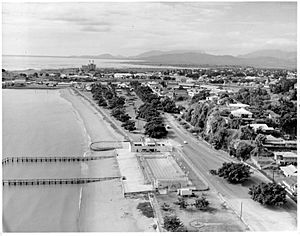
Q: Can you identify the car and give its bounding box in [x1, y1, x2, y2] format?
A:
[183, 141, 188, 144]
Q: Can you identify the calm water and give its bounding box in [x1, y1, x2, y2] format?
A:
[2, 89, 88, 232]
[2, 55, 179, 71]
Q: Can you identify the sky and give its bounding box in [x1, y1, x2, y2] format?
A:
[2, 1, 297, 57]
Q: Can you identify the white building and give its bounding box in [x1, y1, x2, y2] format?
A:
[230, 108, 253, 118]
[114, 73, 132, 79]
[280, 165, 297, 177]
[228, 103, 250, 109]
[273, 152, 297, 165]
[249, 124, 274, 133]
[130, 138, 172, 153]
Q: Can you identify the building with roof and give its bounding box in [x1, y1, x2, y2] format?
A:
[263, 135, 297, 151]
[173, 88, 189, 100]
[230, 108, 253, 118]
[228, 103, 250, 109]
[273, 152, 297, 165]
[281, 176, 297, 196]
[82, 60, 96, 71]
[130, 138, 172, 153]
[249, 124, 274, 133]
[280, 165, 297, 177]
[14, 78, 26, 87]
[114, 73, 132, 79]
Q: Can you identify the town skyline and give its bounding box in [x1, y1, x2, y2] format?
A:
[3, 2, 297, 57]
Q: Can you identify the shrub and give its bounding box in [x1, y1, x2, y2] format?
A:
[137, 202, 154, 218]
[249, 182, 286, 206]
[215, 162, 252, 184]
[163, 215, 187, 232]
[193, 196, 209, 210]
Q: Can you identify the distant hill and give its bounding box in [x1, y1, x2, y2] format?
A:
[238, 49, 296, 61]
[132, 50, 206, 58]
[134, 51, 296, 69]
[69, 53, 118, 59]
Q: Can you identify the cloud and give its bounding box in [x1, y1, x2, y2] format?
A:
[80, 26, 111, 33]
[44, 15, 111, 27]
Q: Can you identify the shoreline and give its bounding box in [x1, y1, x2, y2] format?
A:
[59, 88, 154, 232]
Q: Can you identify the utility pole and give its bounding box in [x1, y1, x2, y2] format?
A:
[240, 201, 243, 219]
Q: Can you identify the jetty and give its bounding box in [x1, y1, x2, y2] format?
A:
[3, 177, 121, 186]
[2, 155, 115, 165]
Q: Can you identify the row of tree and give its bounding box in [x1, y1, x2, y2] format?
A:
[130, 81, 179, 138]
[90, 83, 136, 131]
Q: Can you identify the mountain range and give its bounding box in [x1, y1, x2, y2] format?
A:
[7, 49, 297, 69]
[79, 49, 296, 69]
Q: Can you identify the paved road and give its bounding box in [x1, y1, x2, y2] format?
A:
[165, 114, 297, 231]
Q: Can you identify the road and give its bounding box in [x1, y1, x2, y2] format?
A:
[165, 113, 297, 231]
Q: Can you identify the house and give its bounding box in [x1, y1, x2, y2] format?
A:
[14, 78, 26, 87]
[273, 152, 297, 165]
[280, 165, 297, 177]
[178, 83, 196, 89]
[263, 135, 297, 150]
[166, 81, 179, 90]
[206, 95, 219, 102]
[281, 176, 297, 195]
[114, 73, 132, 79]
[177, 188, 193, 196]
[173, 88, 189, 100]
[230, 108, 253, 118]
[249, 124, 274, 133]
[264, 135, 284, 144]
[228, 103, 250, 110]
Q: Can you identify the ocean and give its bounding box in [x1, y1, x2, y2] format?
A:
[2, 89, 89, 232]
[2, 55, 176, 71]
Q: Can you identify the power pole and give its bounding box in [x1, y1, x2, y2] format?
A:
[240, 201, 243, 219]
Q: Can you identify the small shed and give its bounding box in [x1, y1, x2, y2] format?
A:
[177, 188, 193, 196]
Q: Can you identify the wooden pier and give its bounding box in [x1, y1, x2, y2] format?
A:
[3, 177, 121, 186]
[2, 156, 115, 165]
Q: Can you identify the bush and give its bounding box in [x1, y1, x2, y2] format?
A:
[137, 202, 154, 218]
[193, 196, 209, 210]
[235, 141, 254, 161]
[216, 162, 252, 184]
[249, 182, 286, 206]
[163, 215, 187, 232]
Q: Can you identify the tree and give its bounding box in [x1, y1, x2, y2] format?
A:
[191, 90, 210, 103]
[216, 162, 252, 184]
[163, 215, 187, 232]
[161, 97, 179, 113]
[235, 141, 254, 161]
[176, 197, 188, 209]
[240, 126, 256, 140]
[121, 120, 136, 131]
[144, 120, 168, 139]
[249, 182, 286, 206]
[193, 196, 209, 210]
[111, 107, 125, 119]
[97, 97, 107, 107]
[118, 113, 131, 122]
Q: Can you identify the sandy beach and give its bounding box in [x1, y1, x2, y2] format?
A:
[61, 88, 156, 232]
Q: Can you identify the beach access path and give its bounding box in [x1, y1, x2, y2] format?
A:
[61, 88, 155, 232]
